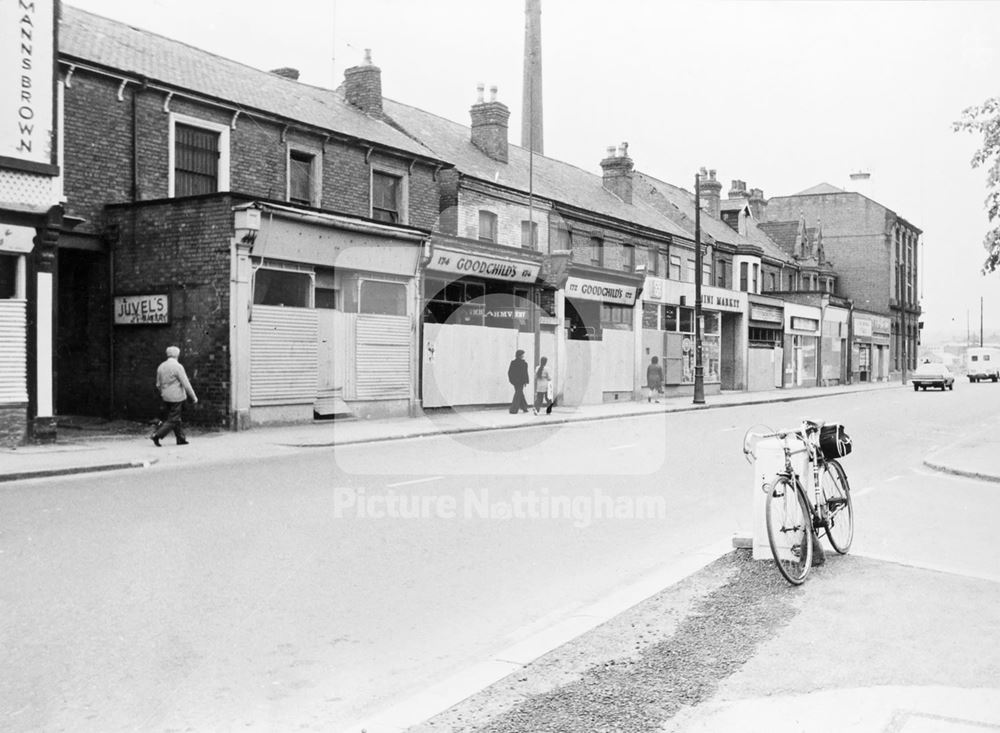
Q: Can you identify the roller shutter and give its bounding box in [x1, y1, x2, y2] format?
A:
[250, 305, 318, 405]
[0, 301, 27, 403]
[355, 314, 410, 399]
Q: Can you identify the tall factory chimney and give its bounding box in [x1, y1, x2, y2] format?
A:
[521, 0, 544, 154]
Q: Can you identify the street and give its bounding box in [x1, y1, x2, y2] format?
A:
[2, 384, 999, 732]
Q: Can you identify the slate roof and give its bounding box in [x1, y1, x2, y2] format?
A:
[634, 172, 795, 265]
[757, 221, 800, 251]
[380, 98, 691, 238]
[59, 5, 440, 161]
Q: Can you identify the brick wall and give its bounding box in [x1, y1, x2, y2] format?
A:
[0, 405, 26, 447]
[766, 194, 894, 314]
[63, 69, 442, 235]
[456, 184, 552, 251]
[105, 196, 233, 427]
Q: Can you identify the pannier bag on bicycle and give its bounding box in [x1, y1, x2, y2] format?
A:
[819, 424, 852, 460]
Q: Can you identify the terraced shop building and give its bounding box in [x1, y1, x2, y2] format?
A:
[57, 7, 448, 426]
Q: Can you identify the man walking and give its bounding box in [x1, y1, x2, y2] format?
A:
[151, 345, 198, 446]
[507, 349, 530, 414]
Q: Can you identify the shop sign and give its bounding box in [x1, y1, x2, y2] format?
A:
[0, 225, 34, 253]
[114, 294, 169, 325]
[485, 308, 528, 320]
[702, 293, 742, 312]
[790, 316, 820, 332]
[649, 278, 664, 300]
[428, 248, 539, 283]
[0, 0, 55, 168]
[565, 276, 637, 305]
[750, 304, 783, 323]
[872, 315, 891, 335]
[854, 317, 873, 338]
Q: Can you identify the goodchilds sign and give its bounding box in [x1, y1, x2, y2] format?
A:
[0, 0, 55, 168]
[565, 276, 637, 306]
[428, 248, 540, 283]
[114, 294, 169, 325]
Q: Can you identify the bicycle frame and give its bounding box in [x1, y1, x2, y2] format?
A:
[769, 424, 830, 533]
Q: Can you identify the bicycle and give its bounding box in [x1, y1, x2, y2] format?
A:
[743, 420, 854, 585]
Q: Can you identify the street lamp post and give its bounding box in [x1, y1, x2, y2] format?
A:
[693, 173, 705, 404]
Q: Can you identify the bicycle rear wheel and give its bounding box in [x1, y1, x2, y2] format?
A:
[821, 459, 854, 554]
[765, 476, 813, 585]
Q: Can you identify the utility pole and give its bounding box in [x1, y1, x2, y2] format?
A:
[693, 173, 705, 404]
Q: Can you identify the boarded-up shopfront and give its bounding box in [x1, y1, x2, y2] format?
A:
[747, 297, 784, 392]
[783, 303, 822, 387]
[237, 205, 426, 425]
[563, 272, 641, 405]
[421, 239, 544, 408]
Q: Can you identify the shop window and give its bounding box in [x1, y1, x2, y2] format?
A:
[424, 277, 531, 330]
[0, 255, 20, 298]
[642, 302, 659, 330]
[590, 237, 603, 266]
[479, 211, 498, 243]
[372, 170, 403, 223]
[288, 149, 318, 206]
[254, 268, 312, 307]
[663, 304, 678, 331]
[600, 303, 633, 329]
[566, 299, 600, 340]
[678, 306, 694, 333]
[170, 114, 230, 197]
[703, 312, 720, 335]
[669, 255, 681, 280]
[521, 221, 538, 249]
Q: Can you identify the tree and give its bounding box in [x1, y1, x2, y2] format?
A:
[954, 97, 1000, 274]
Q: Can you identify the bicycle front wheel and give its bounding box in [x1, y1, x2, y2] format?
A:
[765, 476, 813, 585]
[821, 459, 854, 554]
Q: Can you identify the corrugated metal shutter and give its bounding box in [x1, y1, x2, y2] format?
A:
[0, 301, 27, 403]
[250, 305, 318, 405]
[355, 314, 410, 399]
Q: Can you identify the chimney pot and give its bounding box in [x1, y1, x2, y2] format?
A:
[363, 48, 372, 65]
[489, 85, 498, 102]
[606, 145, 616, 158]
[476, 83, 485, 103]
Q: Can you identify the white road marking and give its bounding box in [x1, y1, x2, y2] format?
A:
[608, 444, 636, 451]
[886, 475, 901, 482]
[385, 476, 443, 488]
[720, 427, 738, 432]
[852, 486, 877, 498]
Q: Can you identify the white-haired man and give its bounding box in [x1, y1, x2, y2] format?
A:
[151, 345, 198, 446]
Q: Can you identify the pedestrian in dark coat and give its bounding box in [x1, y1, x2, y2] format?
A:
[508, 349, 530, 414]
[646, 355, 664, 403]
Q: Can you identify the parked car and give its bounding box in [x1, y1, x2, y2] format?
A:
[965, 347, 1000, 382]
[911, 362, 955, 391]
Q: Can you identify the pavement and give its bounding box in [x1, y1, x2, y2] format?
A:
[5, 380, 1000, 733]
[4, 379, 983, 484]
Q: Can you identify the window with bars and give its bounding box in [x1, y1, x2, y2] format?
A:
[174, 123, 220, 196]
[372, 171, 401, 223]
[289, 149, 315, 206]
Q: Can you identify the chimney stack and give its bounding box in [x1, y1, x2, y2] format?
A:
[699, 167, 722, 218]
[344, 48, 383, 116]
[470, 83, 511, 163]
[748, 187, 766, 221]
[601, 143, 634, 204]
[728, 179, 747, 200]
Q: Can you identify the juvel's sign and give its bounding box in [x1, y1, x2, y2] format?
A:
[114, 294, 169, 325]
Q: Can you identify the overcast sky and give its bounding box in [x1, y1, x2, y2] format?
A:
[66, 0, 1000, 341]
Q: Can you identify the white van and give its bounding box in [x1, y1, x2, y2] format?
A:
[965, 347, 1000, 382]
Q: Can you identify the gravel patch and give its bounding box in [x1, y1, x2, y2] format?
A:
[412, 550, 809, 733]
